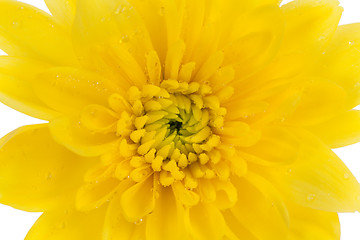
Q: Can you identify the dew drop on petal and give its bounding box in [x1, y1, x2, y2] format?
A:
[12, 21, 20, 28]
[307, 194, 316, 202]
[158, 6, 165, 16]
[134, 219, 143, 225]
[344, 173, 350, 180]
[46, 172, 52, 180]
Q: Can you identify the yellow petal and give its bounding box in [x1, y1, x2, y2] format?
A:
[0, 0, 77, 65]
[73, 0, 152, 87]
[26, 206, 107, 240]
[45, 0, 76, 27]
[34, 67, 120, 115]
[222, 210, 258, 240]
[49, 117, 118, 157]
[230, 173, 289, 240]
[287, 203, 340, 240]
[308, 110, 360, 148]
[286, 79, 347, 126]
[0, 124, 97, 211]
[80, 104, 118, 133]
[240, 126, 299, 166]
[76, 177, 122, 211]
[0, 56, 59, 120]
[313, 23, 360, 109]
[186, 203, 226, 240]
[120, 175, 157, 222]
[224, 5, 284, 80]
[0, 73, 59, 120]
[146, 186, 188, 240]
[265, 128, 360, 212]
[280, 0, 342, 55]
[104, 181, 145, 240]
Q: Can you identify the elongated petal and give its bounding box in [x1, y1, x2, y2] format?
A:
[308, 110, 360, 148]
[287, 203, 340, 240]
[0, 124, 97, 211]
[0, 56, 59, 120]
[49, 117, 118, 157]
[222, 210, 258, 240]
[245, 0, 343, 87]
[146, 186, 188, 240]
[45, 0, 76, 27]
[35, 67, 121, 115]
[26, 206, 107, 240]
[103, 180, 143, 240]
[0, 0, 77, 65]
[73, 0, 152, 87]
[265, 129, 360, 212]
[280, 0, 342, 55]
[286, 79, 347, 126]
[240, 126, 299, 166]
[120, 175, 157, 222]
[76, 177, 120, 211]
[313, 23, 360, 109]
[230, 173, 289, 240]
[186, 203, 226, 240]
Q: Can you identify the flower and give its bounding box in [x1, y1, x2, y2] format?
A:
[0, 0, 360, 239]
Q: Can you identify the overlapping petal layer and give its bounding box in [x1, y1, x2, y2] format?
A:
[0, 0, 359, 239]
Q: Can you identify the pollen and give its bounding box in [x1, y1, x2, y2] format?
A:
[108, 80, 229, 187]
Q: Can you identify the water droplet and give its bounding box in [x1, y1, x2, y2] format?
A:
[158, 6, 165, 16]
[286, 168, 292, 175]
[46, 172, 52, 180]
[115, 5, 126, 14]
[12, 21, 20, 28]
[60, 222, 66, 229]
[356, 196, 360, 201]
[344, 173, 350, 179]
[100, 17, 106, 22]
[119, 35, 130, 44]
[307, 194, 316, 202]
[18, 6, 24, 10]
[134, 219, 143, 225]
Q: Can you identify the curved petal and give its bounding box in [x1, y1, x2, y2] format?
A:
[224, 5, 284, 81]
[265, 128, 360, 212]
[0, 0, 77, 65]
[285, 79, 347, 126]
[186, 203, 226, 240]
[239, 126, 299, 166]
[73, 0, 152, 87]
[45, 0, 76, 27]
[76, 177, 121, 211]
[230, 173, 289, 240]
[0, 56, 59, 120]
[287, 203, 340, 240]
[146, 186, 188, 240]
[34, 67, 121, 115]
[280, 0, 342, 55]
[49, 117, 118, 157]
[308, 110, 360, 148]
[25, 206, 107, 240]
[313, 23, 360, 109]
[222, 210, 258, 240]
[120, 175, 157, 222]
[0, 124, 97, 212]
[103, 180, 143, 240]
[244, 0, 343, 88]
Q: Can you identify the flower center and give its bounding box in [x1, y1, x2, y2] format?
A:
[110, 79, 228, 187]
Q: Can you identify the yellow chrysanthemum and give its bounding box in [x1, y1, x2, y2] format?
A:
[0, 0, 360, 239]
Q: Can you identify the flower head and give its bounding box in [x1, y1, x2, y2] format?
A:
[0, 0, 360, 239]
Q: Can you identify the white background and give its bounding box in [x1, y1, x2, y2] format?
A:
[0, 0, 359, 239]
